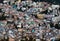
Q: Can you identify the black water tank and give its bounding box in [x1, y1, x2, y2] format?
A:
[0, 0, 4, 3]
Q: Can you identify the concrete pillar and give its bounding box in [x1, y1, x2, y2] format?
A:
[26, 0, 32, 1]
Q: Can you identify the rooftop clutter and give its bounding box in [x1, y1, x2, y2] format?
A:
[0, 0, 60, 41]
